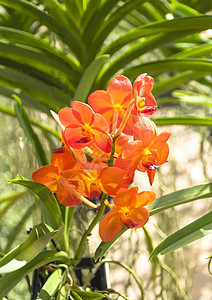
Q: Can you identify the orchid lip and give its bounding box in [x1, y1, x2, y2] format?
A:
[123, 219, 138, 228]
[53, 147, 66, 154]
[75, 137, 91, 144]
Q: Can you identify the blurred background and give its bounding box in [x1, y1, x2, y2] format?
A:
[0, 0, 211, 299]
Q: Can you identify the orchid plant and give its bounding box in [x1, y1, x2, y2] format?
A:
[32, 73, 169, 244]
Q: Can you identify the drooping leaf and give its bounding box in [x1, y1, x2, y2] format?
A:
[152, 116, 212, 126]
[14, 96, 49, 167]
[0, 223, 58, 273]
[149, 183, 212, 215]
[150, 211, 212, 259]
[73, 55, 109, 102]
[38, 268, 63, 300]
[0, 250, 68, 299]
[94, 226, 128, 262]
[72, 290, 104, 300]
[9, 177, 63, 230]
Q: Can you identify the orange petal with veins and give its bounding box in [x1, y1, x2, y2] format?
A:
[107, 75, 132, 105]
[99, 209, 123, 242]
[133, 116, 157, 147]
[114, 187, 138, 207]
[123, 206, 149, 229]
[51, 147, 75, 171]
[32, 165, 58, 193]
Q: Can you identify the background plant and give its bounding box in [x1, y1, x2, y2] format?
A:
[0, 0, 211, 299]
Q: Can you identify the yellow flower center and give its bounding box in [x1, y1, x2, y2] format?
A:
[141, 148, 152, 164]
[114, 103, 123, 110]
[81, 124, 92, 139]
[137, 97, 146, 111]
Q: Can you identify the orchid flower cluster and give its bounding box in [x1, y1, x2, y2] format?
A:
[32, 74, 171, 242]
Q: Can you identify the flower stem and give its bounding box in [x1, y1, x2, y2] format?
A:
[68, 193, 107, 267]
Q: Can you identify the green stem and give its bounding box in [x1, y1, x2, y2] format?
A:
[108, 136, 117, 167]
[68, 194, 107, 266]
[101, 258, 145, 300]
[64, 207, 75, 253]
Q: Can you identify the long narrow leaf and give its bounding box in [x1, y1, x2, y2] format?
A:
[100, 16, 212, 56]
[0, 250, 68, 299]
[0, 67, 69, 110]
[82, 0, 120, 46]
[14, 96, 49, 167]
[0, 0, 84, 61]
[73, 55, 109, 102]
[0, 26, 80, 72]
[123, 59, 212, 80]
[152, 116, 212, 126]
[94, 226, 128, 262]
[0, 223, 58, 273]
[153, 70, 209, 97]
[149, 183, 212, 216]
[87, 0, 146, 62]
[9, 177, 63, 231]
[96, 30, 201, 87]
[0, 43, 77, 89]
[150, 211, 212, 258]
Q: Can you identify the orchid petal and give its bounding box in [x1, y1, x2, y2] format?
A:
[133, 116, 157, 147]
[57, 178, 81, 206]
[72, 101, 94, 125]
[114, 187, 138, 207]
[51, 147, 75, 171]
[107, 75, 132, 105]
[32, 165, 58, 193]
[99, 209, 123, 242]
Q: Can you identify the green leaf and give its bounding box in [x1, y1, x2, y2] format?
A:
[0, 0, 84, 62]
[0, 42, 79, 88]
[0, 250, 68, 299]
[82, 0, 120, 47]
[97, 30, 202, 87]
[14, 96, 49, 167]
[0, 26, 80, 72]
[150, 211, 212, 259]
[0, 67, 69, 111]
[0, 104, 61, 139]
[149, 183, 212, 216]
[100, 16, 212, 56]
[38, 268, 63, 300]
[0, 223, 57, 273]
[9, 177, 63, 230]
[123, 59, 212, 80]
[152, 116, 212, 126]
[5, 202, 37, 252]
[73, 55, 109, 102]
[72, 290, 104, 300]
[94, 226, 128, 262]
[153, 70, 209, 97]
[87, 0, 146, 62]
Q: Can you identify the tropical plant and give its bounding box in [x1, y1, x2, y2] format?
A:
[0, 0, 211, 299]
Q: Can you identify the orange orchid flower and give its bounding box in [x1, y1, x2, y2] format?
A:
[115, 116, 170, 185]
[88, 74, 157, 136]
[99, 187, 156, 242]
[51, 101, 112, 153]
[88, 75, 133, 134]
[32, 147, 95, 207]
[76, 163, 128, 200]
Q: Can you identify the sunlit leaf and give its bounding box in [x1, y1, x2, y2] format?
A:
[9, 177, 63, 230]
[150, 211, 212, 258]
[149, 183, 212, 215]
[0, 250, 68, 299]
[94, 226, 128, 262]
[38, 268, 63, 300]
[0, 223, 58, 273]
